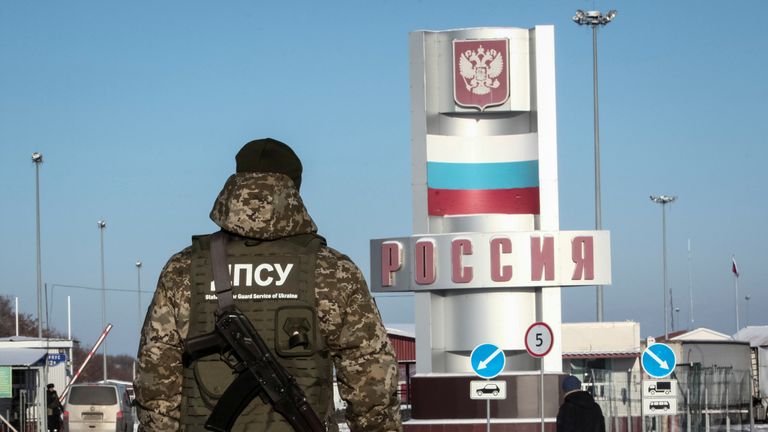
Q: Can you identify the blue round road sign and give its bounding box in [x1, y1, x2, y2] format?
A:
[642, 343, 676, 379]
[470, 343, 506, 379]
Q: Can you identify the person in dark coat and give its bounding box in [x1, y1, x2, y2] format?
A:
[46, 383, 63, 432]
[556, 376, 606, 432]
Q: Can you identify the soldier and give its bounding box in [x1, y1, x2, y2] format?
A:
[46, 384, 63, 432]
[134, 138, 401, 432]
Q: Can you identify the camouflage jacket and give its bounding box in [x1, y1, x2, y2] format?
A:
[134, 172, 402, 431]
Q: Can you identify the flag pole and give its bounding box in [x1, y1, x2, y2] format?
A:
[735, 271, 739, 332]
[733, 256, 740, 332]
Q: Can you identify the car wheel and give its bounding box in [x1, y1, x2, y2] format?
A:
[477, 390, 483, 396]
[650, 390, 655, 395]
[493, 391, 498, 396]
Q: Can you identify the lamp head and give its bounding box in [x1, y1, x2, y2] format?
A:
[650, 195, 677, 204]
[32, 152, 43, 163]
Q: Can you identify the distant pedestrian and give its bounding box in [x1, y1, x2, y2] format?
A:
[556, 376, 605, 432]
[46, 383, 63, 432]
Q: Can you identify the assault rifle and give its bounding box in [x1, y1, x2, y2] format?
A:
[184, 306, 326, 432]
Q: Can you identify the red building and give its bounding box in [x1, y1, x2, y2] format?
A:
[387, 327, 415, 405]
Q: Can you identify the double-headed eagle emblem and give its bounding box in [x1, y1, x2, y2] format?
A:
[458, 45, 504, 96]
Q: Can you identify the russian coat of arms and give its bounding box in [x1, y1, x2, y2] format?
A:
[453, 38, 510, 111]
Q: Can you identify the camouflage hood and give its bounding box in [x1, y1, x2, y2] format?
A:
[209, 172, 318, 240]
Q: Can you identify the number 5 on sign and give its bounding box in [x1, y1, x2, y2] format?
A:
[525, 322, 554, 357]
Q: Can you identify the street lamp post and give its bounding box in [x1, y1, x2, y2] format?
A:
[688, 239, 695, 329]
[136, 260, 142, 329]
[134, 260, 142, 381]
[573, 9, 617, 322]
[32, 152, 44, 338]
[98, 220, 107, 381]
[651, 195, 677, 340]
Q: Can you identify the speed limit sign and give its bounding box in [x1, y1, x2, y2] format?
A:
[525, 322, 554, 357]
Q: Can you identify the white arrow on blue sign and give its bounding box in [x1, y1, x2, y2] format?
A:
[470, 343, 506, 379]
[642, 343, 676, 379]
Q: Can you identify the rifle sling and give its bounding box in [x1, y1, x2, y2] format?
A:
[211, 231, 235, 311]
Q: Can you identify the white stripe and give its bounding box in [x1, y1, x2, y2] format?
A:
[427, 133, 539, 163]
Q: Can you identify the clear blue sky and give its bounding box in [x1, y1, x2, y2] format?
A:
[2, 1, 766, 356]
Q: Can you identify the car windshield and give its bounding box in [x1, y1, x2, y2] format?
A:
[68, 386, 117, 405]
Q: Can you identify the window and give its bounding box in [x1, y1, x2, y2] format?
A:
[68, 386, 117, 405]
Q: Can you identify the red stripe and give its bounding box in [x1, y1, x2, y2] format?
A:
[428, 187, 540, 216]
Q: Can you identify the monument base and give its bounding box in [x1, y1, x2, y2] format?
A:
[405, 373, 565, 431]
[404, 420, 556, 432]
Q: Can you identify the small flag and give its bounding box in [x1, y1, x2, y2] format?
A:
[732, 257, 739, 278]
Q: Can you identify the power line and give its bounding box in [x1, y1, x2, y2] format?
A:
[51, 283, 153, 294]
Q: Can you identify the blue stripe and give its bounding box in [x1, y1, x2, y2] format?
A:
[427, 161, 539, 190]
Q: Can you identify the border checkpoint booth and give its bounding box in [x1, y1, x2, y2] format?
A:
[370, 26, 612, 430]
[0, 336, 73, 432]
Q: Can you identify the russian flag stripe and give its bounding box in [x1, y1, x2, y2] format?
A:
[427, 161, 539, 190]
[428, 187, 540, 216]
[426, 133, 539, 163]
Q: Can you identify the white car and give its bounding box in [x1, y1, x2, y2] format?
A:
[64, 383, 134, 432]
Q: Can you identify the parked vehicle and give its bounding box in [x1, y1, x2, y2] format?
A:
[63, 383, 134, 432]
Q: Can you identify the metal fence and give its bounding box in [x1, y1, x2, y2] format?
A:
[0, 368, 42, 432]
[0, 389, 40, 432]
[580, 365, 754, 432]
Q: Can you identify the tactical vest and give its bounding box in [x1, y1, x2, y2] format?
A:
[181, 233, 334, 431]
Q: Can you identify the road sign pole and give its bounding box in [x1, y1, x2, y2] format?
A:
[470, 344, 507, 432]
[687, 388, 691, 432]
[540, 357, 545, 432]
[524, 322, 554, 432]
[486, 398, 490, 432]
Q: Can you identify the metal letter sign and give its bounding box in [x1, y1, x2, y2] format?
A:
[47, 352, 67, 366]
[370, 231, 611, 292]
[471, 343, 506, 379]
[525, 322, 554, 357]
[641, 343, 676, 379]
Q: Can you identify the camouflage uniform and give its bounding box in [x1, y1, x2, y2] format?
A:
[135, 172, 402, 431]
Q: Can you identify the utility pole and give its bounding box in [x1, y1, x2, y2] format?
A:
[98, 220, 108, 380]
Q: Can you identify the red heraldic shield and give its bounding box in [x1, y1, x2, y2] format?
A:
[453, 38, 510, 111]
